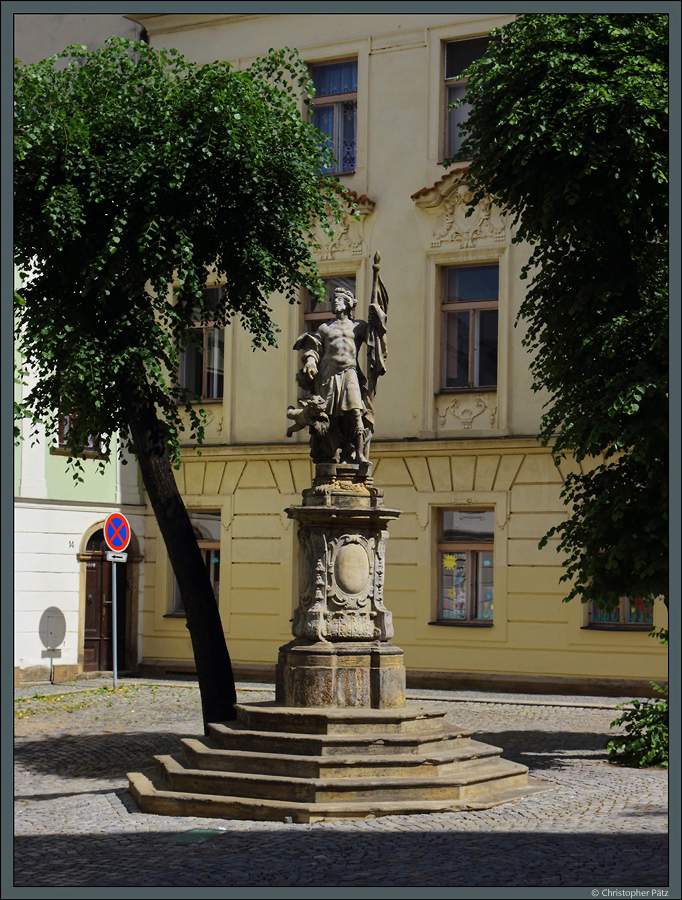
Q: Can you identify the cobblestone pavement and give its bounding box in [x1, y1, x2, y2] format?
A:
[13, 676, 670, 891]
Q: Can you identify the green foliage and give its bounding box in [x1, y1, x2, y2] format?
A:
[14, 38, 343, 465]
[606, 684, 668, 769]
[650, 627, 668, 645]
[457, 14, 668, 608]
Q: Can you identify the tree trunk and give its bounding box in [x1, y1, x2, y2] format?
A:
[126, 386, 237, 732]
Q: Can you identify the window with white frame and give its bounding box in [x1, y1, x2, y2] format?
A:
[588, 596, 654, 629]
[437, 509, 494, 623]
[310, 59, 357, 174]
[303, 274, 357, 332]
[442, 264, 498, 390]
[171, 510, 221, 615]
[54, 413, 101, 455]
[444, 37, 489, 160]
[178, 287, 225, 401]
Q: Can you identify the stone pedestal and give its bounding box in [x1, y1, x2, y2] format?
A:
[276, 640, 405, 709]
[278, 463, 404, 709]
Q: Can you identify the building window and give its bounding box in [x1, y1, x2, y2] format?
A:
[54, 414, 101, 455]
[171, 510, 221, 615]
[178, 287, 224, 401]
[310, 59, 357, 174]
[442, 264, 498, 390]
[303, 274, 357, 332]
[587, 597, 654, 629]
[444, 37, 488, 159]
[437, 509, 494, 623]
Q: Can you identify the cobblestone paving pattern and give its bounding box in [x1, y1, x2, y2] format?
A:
[14, 678, 669, 889]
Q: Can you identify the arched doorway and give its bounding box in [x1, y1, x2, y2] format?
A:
[82, 529, 127, 672]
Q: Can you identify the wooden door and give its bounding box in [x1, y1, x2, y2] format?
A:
[83, 554, 126, 671]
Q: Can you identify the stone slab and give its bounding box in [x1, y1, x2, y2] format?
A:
[128, 770, 549, 825]
[181, 736, 502, 779]
[234, 701, 450, 734]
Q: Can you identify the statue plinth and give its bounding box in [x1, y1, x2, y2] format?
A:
[276, 641, 405, 709]
[276, 463, 405, 708]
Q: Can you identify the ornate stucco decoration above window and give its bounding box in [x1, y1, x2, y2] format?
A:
[411, 171, 505, 249]
[313, 192, 375, 260]
[178, 407, 224, 446]
[437, 394, 498, 431]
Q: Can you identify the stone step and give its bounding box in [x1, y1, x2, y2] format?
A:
[207, 721, 473, 757]
[181, 737, 503, 779]
[128, 701, 550, 822]
[128, 769, 548, 824]
[153, 754, 530, 804]
[235, 701, 452, 735]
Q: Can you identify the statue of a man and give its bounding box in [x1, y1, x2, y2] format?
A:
[288, 253, 388, 465]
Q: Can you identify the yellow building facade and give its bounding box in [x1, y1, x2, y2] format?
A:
[131, 13, 666, 693]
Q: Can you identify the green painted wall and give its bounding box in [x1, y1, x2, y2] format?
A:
[45, 444, 118, 503]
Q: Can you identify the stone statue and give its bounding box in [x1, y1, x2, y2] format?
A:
[288, 252, 388, 465]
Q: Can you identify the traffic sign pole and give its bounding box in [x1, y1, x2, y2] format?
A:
[103, 514, 132, 690]
[112, 560, 119, 690]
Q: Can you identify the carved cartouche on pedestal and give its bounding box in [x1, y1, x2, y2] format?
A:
[290, 464, 398, 643]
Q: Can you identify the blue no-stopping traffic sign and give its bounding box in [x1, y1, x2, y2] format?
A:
[103, 513, 131, 552]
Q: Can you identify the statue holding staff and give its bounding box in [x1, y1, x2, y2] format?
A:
[287, 252, 389, 465]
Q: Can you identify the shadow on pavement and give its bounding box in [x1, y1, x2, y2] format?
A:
[13, 829, 669, 888]
[15, 730, 202, 780]
[14, 727, 617, 778]
[473, 729, 613, 768]
[17, 723, 670, 782]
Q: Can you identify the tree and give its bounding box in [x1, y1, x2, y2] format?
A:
[456, 14, 668, 610]
[14, 38, 344, 729]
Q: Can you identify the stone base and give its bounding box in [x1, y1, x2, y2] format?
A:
[275, 640, 406, 709]
[127, 701, 549, 824]
[14, 664, 51, 685]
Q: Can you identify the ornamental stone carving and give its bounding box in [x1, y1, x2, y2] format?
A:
[288, 253, 389, 466]
[437, 394, 498, 430]
[291, 517, 395, 643]
[312, 194, 375, 260]
[411, 173, 505, 249]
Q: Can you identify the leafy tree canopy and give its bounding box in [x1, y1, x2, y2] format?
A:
[457, 14, 668, 607]
[14, 38, 345, 727]
[14, 37, 343, 465]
